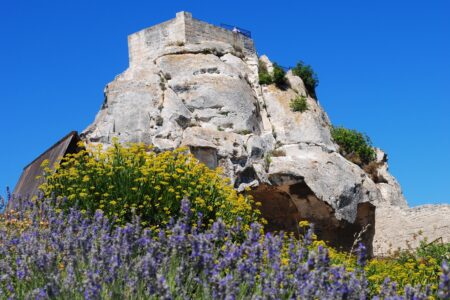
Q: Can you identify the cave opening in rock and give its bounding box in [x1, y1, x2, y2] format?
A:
[249, 180, 375, 255]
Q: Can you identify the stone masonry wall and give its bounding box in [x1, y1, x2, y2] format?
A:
[128, 18, 180, 68]
[185, 13, 255, 54]
[127, 11, 255, 68]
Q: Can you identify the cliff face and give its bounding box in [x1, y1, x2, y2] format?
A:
[82, 12, 449, 255]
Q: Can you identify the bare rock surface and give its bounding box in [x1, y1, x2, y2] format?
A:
[372, 149, 408, 208]
[82, 12, 449, 254]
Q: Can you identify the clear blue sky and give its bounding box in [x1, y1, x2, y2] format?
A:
[1, 0, 448, 206]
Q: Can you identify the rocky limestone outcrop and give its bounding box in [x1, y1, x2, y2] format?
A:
[82, 12, 449, 255]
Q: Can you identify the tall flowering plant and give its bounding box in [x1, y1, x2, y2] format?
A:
[38, 141, 259, 229]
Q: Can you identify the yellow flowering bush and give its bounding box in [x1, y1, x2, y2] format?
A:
[326, 245, 444, 296]
[328, 253, 439, 295]
[365, 256, 441, 295]
[39, 141, 259, 229]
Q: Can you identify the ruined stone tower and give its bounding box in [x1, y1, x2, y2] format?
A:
[128, 11, 256, 68]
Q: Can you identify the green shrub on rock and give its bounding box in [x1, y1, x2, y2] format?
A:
[290, 95, 309, 112]
[292, 61, 319, 96]
[272, 63, 287, 87]
[331, 126, 376, 166]
[258, 60, 272, 85]
[258, 60, 287, 87]
[259, 72, 272, 85]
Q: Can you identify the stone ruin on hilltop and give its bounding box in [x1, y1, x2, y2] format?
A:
[12, 12, 450, 255]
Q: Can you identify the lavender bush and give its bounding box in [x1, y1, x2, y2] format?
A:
[0, 197, 448, 299]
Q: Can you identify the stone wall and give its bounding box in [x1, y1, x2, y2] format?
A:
[127, 11, 255, 68]
[373, 204, 450, 255]
[185, 13, 255, 54]
[128, 18, 181, 67]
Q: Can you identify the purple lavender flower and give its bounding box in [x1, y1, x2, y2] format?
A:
[0, 197, 447, 299]
[355, 242, 367, 267]
[438, 260, 450, 299]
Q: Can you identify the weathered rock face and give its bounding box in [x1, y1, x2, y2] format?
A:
[82, 12, 449, 255]
[372, 149, 408, 208]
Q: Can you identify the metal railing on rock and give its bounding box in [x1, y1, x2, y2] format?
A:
[219, 23, 252, 38]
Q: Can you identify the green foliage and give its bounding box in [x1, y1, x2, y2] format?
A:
[258, 60, 272, 85]
[258, 60, 287, 87]
[415, 240, 450, 265]
[272, 63, 287, 87]
[39, 140, 259, 229]
[331, 126, 376, 165]
[397, 239, 450, 267]
[331, 126, 376, 166]
[258, 73, 272, 85]
[292, 61, 319, 96]
[289, 95, 309, 112]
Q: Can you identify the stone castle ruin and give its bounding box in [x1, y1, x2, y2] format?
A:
[13, 12, 450, 255]
[128, 11, 256, 68]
